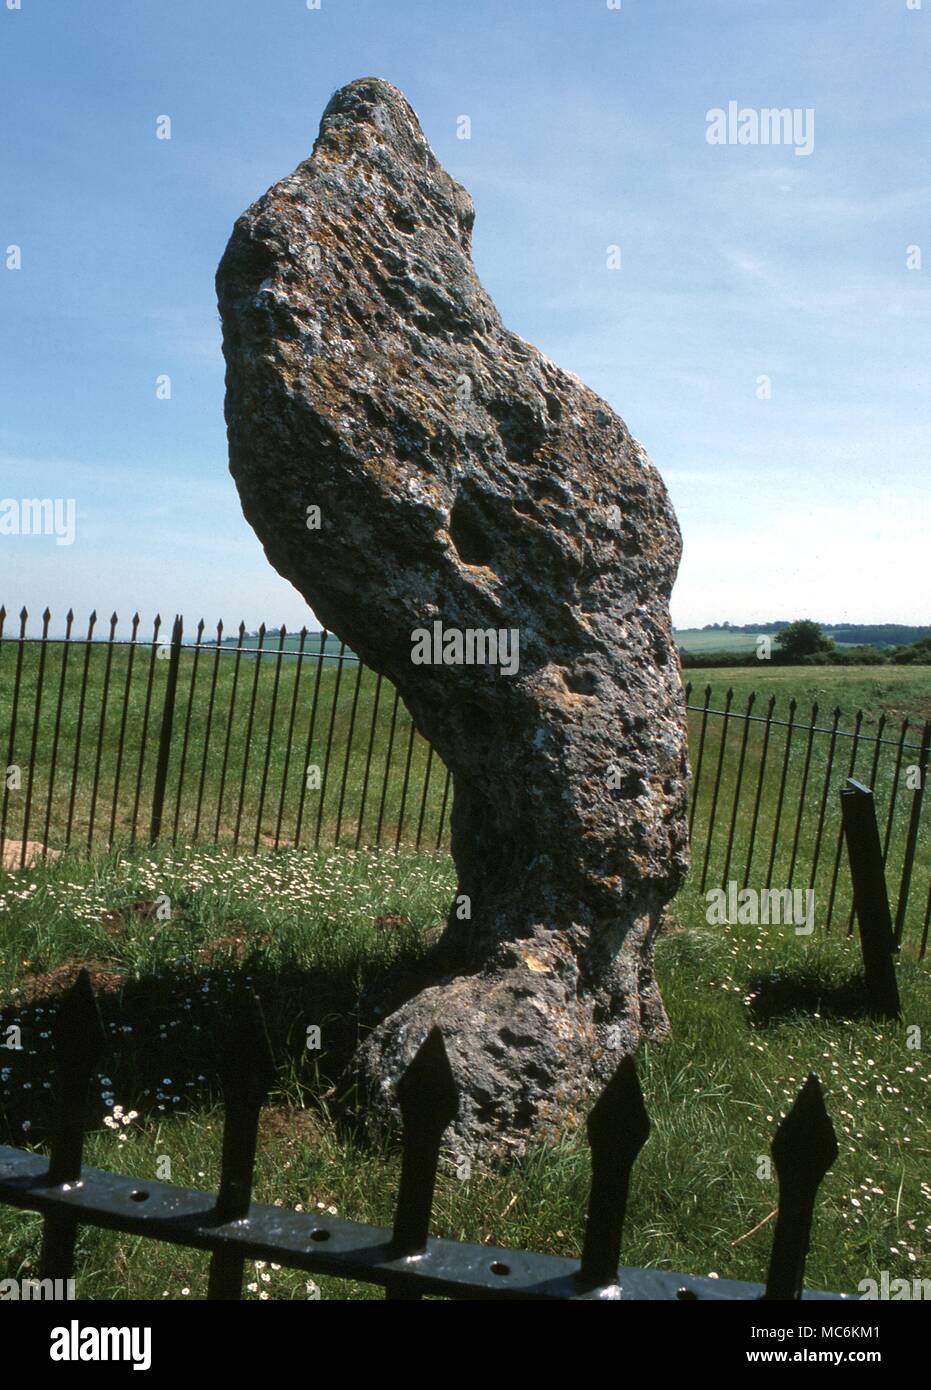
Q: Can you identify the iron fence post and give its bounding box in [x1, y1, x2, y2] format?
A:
[149, 615, 183, 844]
[893, 720, 931, 949]
[39, 970, 107, 1281]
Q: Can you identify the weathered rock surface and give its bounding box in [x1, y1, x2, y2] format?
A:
[217, 77, 690, 1160]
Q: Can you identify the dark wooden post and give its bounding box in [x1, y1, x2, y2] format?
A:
[841, 778, 900, 1019]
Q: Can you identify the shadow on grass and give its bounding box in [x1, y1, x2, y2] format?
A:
[745, 966, 875, 1025]
[0, 934, 436, 1152]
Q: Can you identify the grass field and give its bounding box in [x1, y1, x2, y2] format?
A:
[2, 646, 929, 944]
[684, 664, 931, 725]
[680, 665, 931, 948]
[676, 629, 771, 654]
[0, 844, 927, 1299]
[0, 639, 447, 854]
[674, 629, 875, 654]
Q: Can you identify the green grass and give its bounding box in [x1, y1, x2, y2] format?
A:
[684, 663, 931, 725]
[2, 646, 929, 942]
[2, 631, 929, 958]
[682, 666, 931, 946]
[0, 845, 927, 1299]
[0, 641, 449, 855]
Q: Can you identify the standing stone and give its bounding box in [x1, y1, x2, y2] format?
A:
[217, 77, 689, 1160]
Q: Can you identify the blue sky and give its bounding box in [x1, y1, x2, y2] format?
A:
[1, 0, 928, 636]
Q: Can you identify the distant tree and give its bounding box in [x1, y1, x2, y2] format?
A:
[776, 619, 834, 660]
[893, 635, 931, 665]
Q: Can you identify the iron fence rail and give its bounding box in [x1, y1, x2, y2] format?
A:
[1, 607, 929, 953]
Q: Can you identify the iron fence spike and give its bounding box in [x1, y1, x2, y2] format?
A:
[391, 1028, 458, 1257]
[771, 1073, 838, 1184]
[578, 1054, 650, 1289]
[586, 1053, 650, 1157]
[765, 1073, 838, 1300]
[44, 970, 107, 1195]
[396, 1026, 458, 1132]
[52, 968, 107, 1075]
[208, 993, 275, 1294]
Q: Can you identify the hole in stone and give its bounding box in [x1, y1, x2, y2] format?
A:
[129, 1190, 149, 1203]
[310, 1228, 331, 1242]
[563, 668, 598, 696]
[490, 1261, 510, 1277]
[676, 1286, 698, 1300]
[449, 495, 495, 568]
[389, 204, 417, 234]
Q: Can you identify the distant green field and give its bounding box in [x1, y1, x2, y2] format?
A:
[674, 629, 864, 653]
[675, 629, 762, 653]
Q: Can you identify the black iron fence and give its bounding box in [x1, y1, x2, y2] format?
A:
[1, 607, 929, 953]
[0, 969, 849, 1301]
